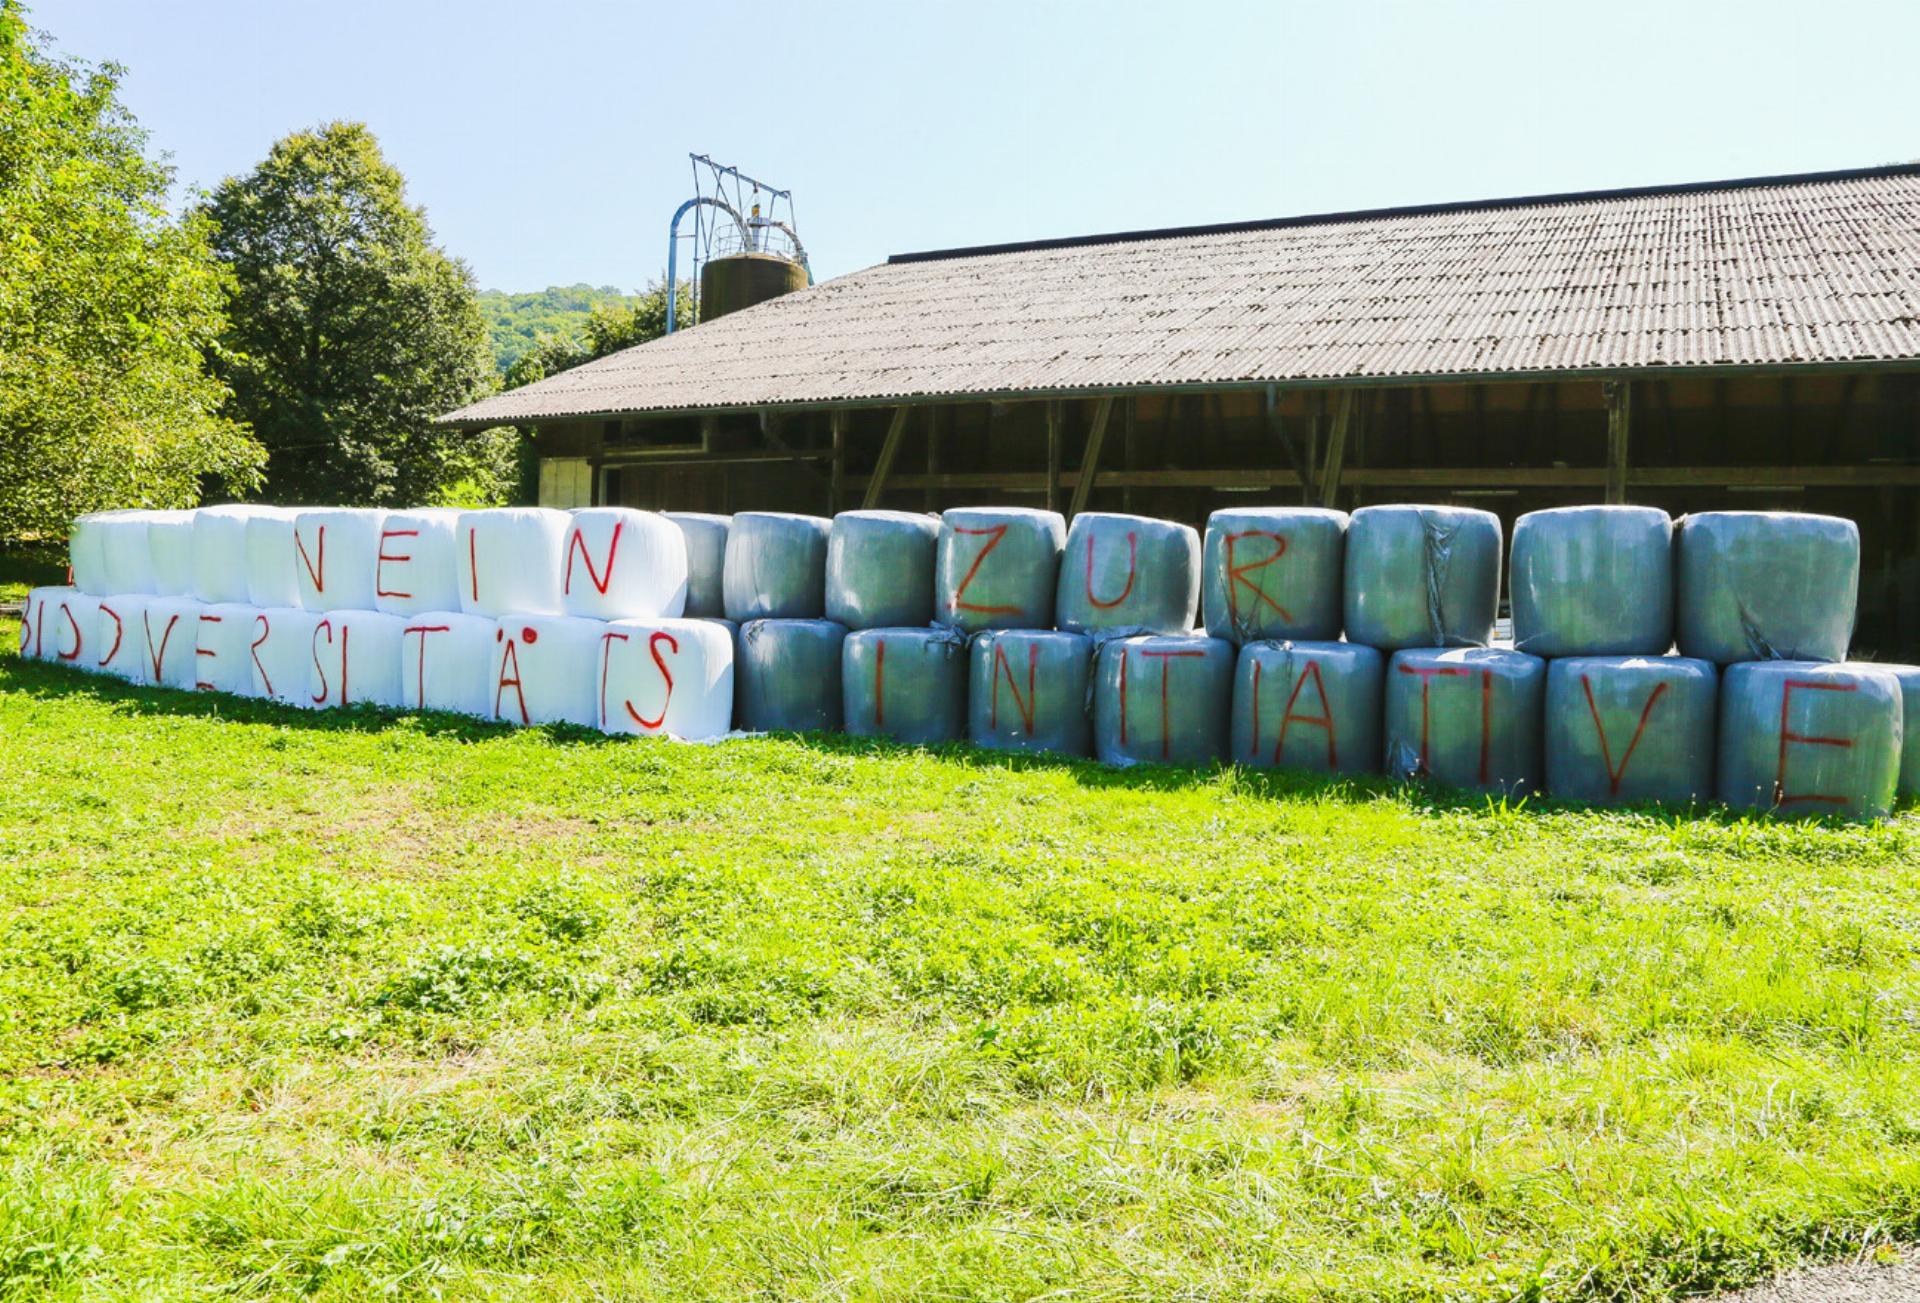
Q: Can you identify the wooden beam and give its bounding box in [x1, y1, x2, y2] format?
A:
[1045, 401, 1063, 514]
[594, 448, 837, 469]
[1267, 384, 1314, 504]
[850, 464, 1920, 495]
[758, 410, 829, 487]
[1317, 390, 1354, 508]
[1066, 396, 1115, 519]
[1605, 380, 1631, 504]
[862, 406, 912, 509]
[1122, 399, 1138, 512]
[829, 409, 847, 514]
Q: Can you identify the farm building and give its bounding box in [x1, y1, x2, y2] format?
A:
[441, 164, 1920, 657]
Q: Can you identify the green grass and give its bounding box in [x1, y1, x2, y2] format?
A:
[2, 652, 1918, 1302]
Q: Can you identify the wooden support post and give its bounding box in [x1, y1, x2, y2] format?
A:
[758, 410, 829, 488]
[1604, 380, 1631, 504]
[829, 409, 847, 514]
[1317, 390, 1354, 509]
[1266, 383, 1313, 504]
[1045, 401, 1063, 515]
[1122, 399, 1138, 512]
[862, 406, 912, 509]
[1067, 395, 1115, 519]
[924, 404, 942, 511]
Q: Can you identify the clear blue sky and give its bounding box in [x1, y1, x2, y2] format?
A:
[30, 0, 1920, 291]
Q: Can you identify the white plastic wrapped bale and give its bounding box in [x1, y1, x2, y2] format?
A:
[826, 511, 940, 631]
[1091, 634, 1234, 767]
[1202, 508, 1347, 644]
[140, 596, 207, 690]
[969, 629, 1093, 757]
[456, 508, 569, 618]
[842, 627, 969, 745]
[307, 609, 406, 709]
[1230, 640, 1383, 774]
[192, 603, 260, 695]
[561, 508, 688, 620]
[95, 595, 153, 683]
[1675, 511, 1860, 665]
[736, 618, 846, 733]
[399, 613, 495, 716]
[374, 509, 464, 617]
[293, 508, 387, 612]
[935, 507, 1065, 632]
[666, 513, 730, 618]
[1511, 506, 1674, 657]
[242, 508, 302, 608]
[1383, 647, 1545, 795]
[1544, 656, 1717, 806]
[192, 505, 280, 604]
[247, 608, 323, 707]
[17, 588, 54, 658]
[147, 510, 198, 597]
[1883, 665, 1920, 799]
[45, 590, 102, 669]
[1345, 505, 1502, 651]
[1717, 661, 1901, 820]
[1056, 512, 1201, 636]
[68, 512, 121, 597]
[488, 614, 601, 727]
[597, 617, 735, 739]
[98, 510, 160, 596]
[722, 512, 832, 621]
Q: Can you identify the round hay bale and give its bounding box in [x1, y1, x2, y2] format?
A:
[1057, 512, 1200, 636]
[374, 509, 464, 618]
[598, 617, 734, 739]
[247, 607, 323, 707]
[666, 513, 731, 618]
[1202, 508, 1347, 644]
[827, 510, 940, 630]
[1230, 639, 1383, 774]
[1345, 505, 1501, 650]
[968, 629, 1093, 757]
[736, 618, 847, 733]
[147, 510, 198, 598]
[935, 507, 1065, 632]
[1717, 661, 1900, 819]
[1383, 647, 1545, 795]
[1091, 634, 1234, 767]
[399, 612, 496, 717]
[1675, 511, 1859, 664]
[1510, 505, 1674, 657]
[456, 508, 570, 618]
[292, 508, 388, 612]
[487, 614, 602, 727]
[723, 512, 831, 621]
[95, 595, 155, 683]
[308, 609, 407, 710]
[1544, 655, 1717, 806]
[843, 626, 969, 745]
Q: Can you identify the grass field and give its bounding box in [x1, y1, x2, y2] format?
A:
[2, 651, 1918, 1302]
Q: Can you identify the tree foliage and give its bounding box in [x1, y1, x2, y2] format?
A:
[478, 284, 659, 375]
[0, 2, 262, 543]
[202, 121, 503, 506]
[502, 283, 688, 390]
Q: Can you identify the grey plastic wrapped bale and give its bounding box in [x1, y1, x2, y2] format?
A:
[842, 627, 969, 745]
[1883, 665, 1920, 799]
[666, 512, 731, 618]
[1544, 656, 1717, 806]
[1057, 512, 1201, 636]
[1230, 640, 1382, 774]
[1345, 505, 1502, 651]
[826, 510, 940, 630]
[935, 507, 1065, 632]
[1202, 508, 1347, 644]
[1092, 635, 1234, 767]
[735, 618, 847, 733]
[1511, 506, 1674, 657]
[1675, 511, 1859, 665]
[1383, 647, 1545, 795]
[1717, 661, 1901, 820]
[723, 512, 831, 621]
[968, 629, 1094, 757]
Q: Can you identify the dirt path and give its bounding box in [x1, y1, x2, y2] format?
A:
[1712, 1251, 1918, 1302]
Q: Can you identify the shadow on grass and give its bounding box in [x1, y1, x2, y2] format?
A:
[5, 655, 1904, 825]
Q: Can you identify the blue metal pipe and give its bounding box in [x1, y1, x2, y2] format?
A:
[665, 196, 751, 333]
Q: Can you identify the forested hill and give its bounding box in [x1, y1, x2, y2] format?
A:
[477, 284, 650, 374]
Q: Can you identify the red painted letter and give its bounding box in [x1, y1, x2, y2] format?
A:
[1085, 531, 1138, 610]
[951, 525, 1019, 615]
[1276, 659, 1338, 767]
[296, 524, 326, 593]
[376, 529, 419, 599]
[1224, 530, 1292, 624]
[1397, 662, 1468, 776]
[1774, 678, 1857, 806]
[991, 641, 1040, 734]
[1581, 676, 1669, 796]
[404, 623, 450, 708]
[565, 521, 623, 597]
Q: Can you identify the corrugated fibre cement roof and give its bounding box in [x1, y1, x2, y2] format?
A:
[444, 164, 1920, 426]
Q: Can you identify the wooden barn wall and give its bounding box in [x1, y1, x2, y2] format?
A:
[539, 371, 1920, 658]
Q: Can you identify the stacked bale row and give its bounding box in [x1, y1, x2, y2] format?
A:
[26, 501, 1915, 818]
[29, 506, 736, 739]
